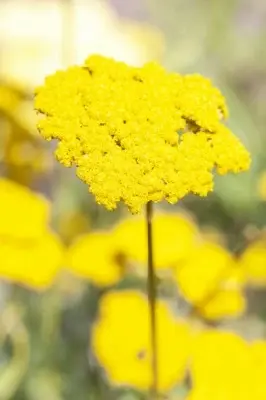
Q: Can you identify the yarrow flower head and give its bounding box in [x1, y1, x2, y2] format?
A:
[34, 55, 250, 213]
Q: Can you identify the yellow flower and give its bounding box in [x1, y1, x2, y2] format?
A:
[188, 331, 266, 400]
[67, 232, 125, 287]
[92, 290, 190, 392]
[174, 241, 232, 304]
[198, 262, 247, 320]
[0, 178, 49, 240]
[0, 178, 64, 289]
[240, 239, 266, 286]
[113, 212, 198, 269]
[199, 288, 246, 320]
[0, 232, 63, 289]
[0, 81, 51, 185]
[189, 330, 251, 400]
[34, 54, 250, 213]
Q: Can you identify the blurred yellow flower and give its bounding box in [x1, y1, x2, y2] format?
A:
[240, 239, 266, 286]
[0, 178, 64, 289]
[198, 262, 247, 320]
[189, 330, 251, 400]
[35, 54, 250, 213]
[0, 81, 52, 185]
[92, 290, 190, 392]
[67, 232, 125, 287]
[113, 212, 198, 269]
[174, 242, 247, 320]
[0, 232, 63, 289]
[199, 288, 246, 320]
[174, 242, 232, 304]
[188, 331, 266, 400]
[0, 178, 49, 239]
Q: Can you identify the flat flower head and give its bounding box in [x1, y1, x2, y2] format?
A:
[92, 290, 190, 392]
[34, 55, 250, 213]
[67, 232, 125, 287]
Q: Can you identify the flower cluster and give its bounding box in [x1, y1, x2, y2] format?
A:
[0, 81, 51, 185]
[189, 330, 266, 400]
[35, 54, 250, 213]
[0, 178, 64, 289]
[91, 289, 266, 397]
[92, 290, 190, 392]
[66, 212, 252, 321]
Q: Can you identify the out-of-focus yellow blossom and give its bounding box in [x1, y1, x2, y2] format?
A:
[188, 331, 266, 400]
[0, 232, 63, 289]
[174, 242, 232, 304]
[92, 290, 190, 392]
[189, 330, 251, 400]
[0, 178, 49, 240]
[174, 243, 247, 320]
[0, 178, 64, 289]
[34, 54, 250, 213]
[240, 239, 266, 286]
[113, 213, 198, 269]
[67, 232, 125, 287]
[0, 81, 52, 185]
[198, 262, 247, 320]
[199, 288, 246, 320]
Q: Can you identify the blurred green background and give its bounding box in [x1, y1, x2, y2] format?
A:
[0, 0, 266, 399]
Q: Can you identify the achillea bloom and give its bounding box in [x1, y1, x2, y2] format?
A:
[92, 290, 190, 392]
[173, 242, 247, 320]
[0, 232, 63, 288]
[188, 331, 266, 400]
[0, 178, 49, 239]
[0, 82, 51, 185]
[0, 179, 64, 289]
[67, 232, 125, 287]
[188, 330, 251, 400]
[240, 239, 266, 287]
[113, 212, 198, 269]
[198, 262, 246, 320]
[174, 242, 233, 304]
[34, 55, 250, 213]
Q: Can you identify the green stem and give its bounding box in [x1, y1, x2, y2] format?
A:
[146, 201, 158, 399]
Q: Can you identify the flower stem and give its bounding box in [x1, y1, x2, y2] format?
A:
[146, 201, 158, 399]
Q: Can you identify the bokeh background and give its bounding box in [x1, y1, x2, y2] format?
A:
[0, 0, 266, 399]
